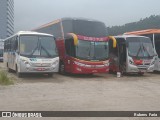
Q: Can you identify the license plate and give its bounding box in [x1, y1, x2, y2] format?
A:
[36, 68, 46, 71]
[143, 60, 151, 64]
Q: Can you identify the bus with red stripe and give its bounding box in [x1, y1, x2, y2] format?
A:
[33, 18, 112, 74]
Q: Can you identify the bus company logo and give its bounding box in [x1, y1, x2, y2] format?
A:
[2, 112, 11, 117]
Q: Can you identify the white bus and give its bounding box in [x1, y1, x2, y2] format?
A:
[109, 35, 156, 75]
[4, 31, 59, 77]
[125, 29, 160, 72]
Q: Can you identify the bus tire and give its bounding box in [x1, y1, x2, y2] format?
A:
[7, 63, 11, 73]
[16, 65, 22, 78]
[120, 63, 126, 76]
[138, 72, 144, 76]
[48, 73, 53, 77]
[59, 62, 65, 75]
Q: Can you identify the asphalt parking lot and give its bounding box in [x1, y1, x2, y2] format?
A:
[0, 63, 160, 120]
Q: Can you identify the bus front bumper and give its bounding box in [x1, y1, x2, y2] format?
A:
[127, 64, 155, 73]
[71, 64, 109, 74]
[19, 64, 59, 73]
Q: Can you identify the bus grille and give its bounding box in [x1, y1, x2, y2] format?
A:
[31, 63, 52, 67]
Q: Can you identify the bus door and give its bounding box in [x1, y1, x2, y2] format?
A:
[64, 37, 75, 73]
[117, 39, 127, 73]
[154, 34, 160, 70]
[56, 37, 65, 60]
[7, 39, 13, 69]
[10, 36, 18, 70]
[109, 37, 118, 72]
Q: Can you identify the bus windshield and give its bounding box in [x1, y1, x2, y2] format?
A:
[20, 35, 58, 58]
[127, 37, 155, 58]
[76, 40, 109, 61]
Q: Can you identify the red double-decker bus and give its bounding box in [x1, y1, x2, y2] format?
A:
[33, 18, 111, 74]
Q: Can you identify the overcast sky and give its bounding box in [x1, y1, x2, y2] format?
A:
[15, 0, 160, 32]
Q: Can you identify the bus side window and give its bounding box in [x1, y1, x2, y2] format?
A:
[14, 36, 18, 51]
[4, 40, 7, 52]
[8, 39, 11, 52]
[11, 38, 14, 51]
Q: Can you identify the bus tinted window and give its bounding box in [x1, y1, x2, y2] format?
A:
[62, 20, 73, 35]
[37, 23, 61, 38]
[73, 20, 108, 37]
[155, 34, 160, 57]
[62, 19, 108, 37]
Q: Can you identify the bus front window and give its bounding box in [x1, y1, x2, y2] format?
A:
[127, 37, 154, 58]
[20, 35, 58, 58]
[76, 40, 109, 61]
[94, 42, 109, 60]
[20, 36, 39, 56]
[142, 41, 155, 57]
[40, 36, 58, 58]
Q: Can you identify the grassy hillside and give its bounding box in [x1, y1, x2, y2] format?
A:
[108, 15, 160, 35]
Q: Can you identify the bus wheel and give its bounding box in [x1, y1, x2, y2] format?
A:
[16, 65, 22, 78]
[59, 62, 65, 74]
[7, 63, 11, 72]
[48, 73, 53, 77]
[138, 72, 144, 76]
[121, 63, 126, 76]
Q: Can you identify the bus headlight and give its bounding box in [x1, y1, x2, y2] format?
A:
[20, 57, 30, 65]
[129, 59, 135, 65]
[150, 60, 155, 65]
[21, 59, 30, 65]
[104, 62, 109, 66]
[24, 61, 29, 64]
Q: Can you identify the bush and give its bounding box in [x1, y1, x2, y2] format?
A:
[0, 71, 14, 85]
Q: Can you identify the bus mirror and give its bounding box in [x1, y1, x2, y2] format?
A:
[109, 36, 117, 48]
[68, 33, 78, 46]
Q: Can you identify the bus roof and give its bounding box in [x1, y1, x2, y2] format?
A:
[33, 17, 105, 31]
[4, 31, 54, 41]
[16, 31, 53, 36]
[124, 29, 160, 35]
[114, 35, 149, 39]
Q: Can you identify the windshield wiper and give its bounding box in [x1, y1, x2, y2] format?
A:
[29, 41, 39, 56]
[41, 46, 52, 58]
[135, 45, 143, 58]
[30, 46, 39, 56]
[142, 43, 151, 58]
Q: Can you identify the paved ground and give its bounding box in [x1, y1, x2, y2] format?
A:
[0, 63, 160, 120]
